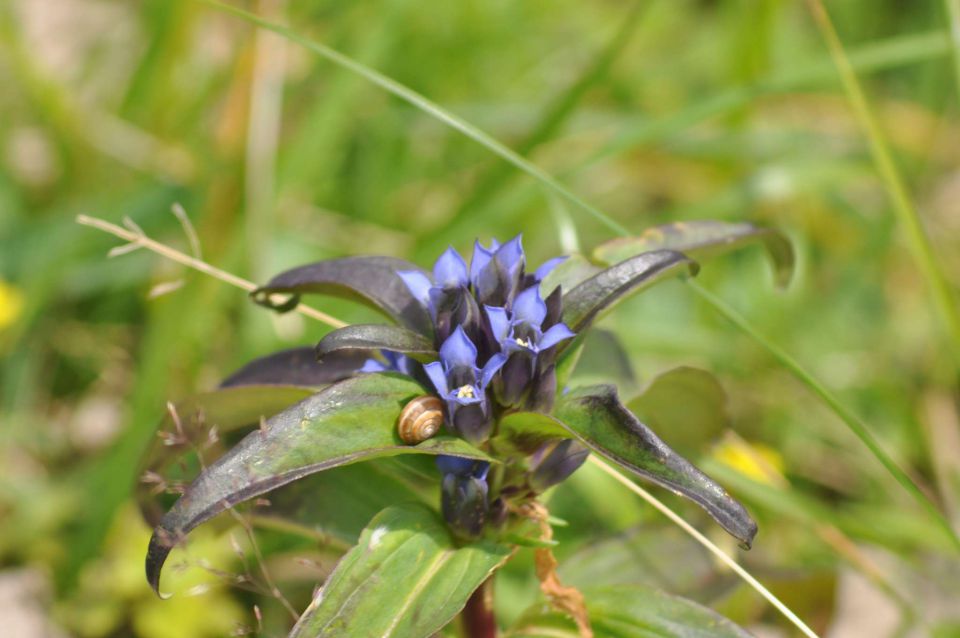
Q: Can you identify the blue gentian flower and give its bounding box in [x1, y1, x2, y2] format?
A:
[398, 247, 480, 342]
[390, 238, 577, 535]
[485, 286, 575, 405]
[469, 236, 565, 307]
[424, 326, 506, 444]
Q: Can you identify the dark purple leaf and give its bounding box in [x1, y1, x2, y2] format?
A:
[315, 324, 437, 363]
[220, 347, 368, 388]
[562, 249, 698, 334]
[555, 385, 757, 548]
[593, 220, 794, 288]
[251, 257, 433, 335]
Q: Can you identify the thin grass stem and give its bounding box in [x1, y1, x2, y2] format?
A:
[75, 214, 347, 329]
[943, 0, 960, 102]
[688, 280, 960, 552]
[200, 0, 630, 237]
[588, 456, 820, 638]
[804, 0, 960, 365]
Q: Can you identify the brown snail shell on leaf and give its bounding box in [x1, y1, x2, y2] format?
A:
[397, 395, 445, 444]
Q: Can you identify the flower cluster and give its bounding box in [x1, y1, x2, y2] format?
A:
[363, 237, 581, 537]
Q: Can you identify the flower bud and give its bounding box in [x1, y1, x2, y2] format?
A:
[529, 439, 590, 492]
[441, 472, 489, 539]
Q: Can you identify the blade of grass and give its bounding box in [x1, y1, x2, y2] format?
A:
[944, 0, 960, 102]
[583, 30, 952, 166]
[75, 215, 347, 329]
[588, 456, 821, 638]
[199, 0, 630, 237]
[450, 0, 646, 221]
[804, 0, 960, 367]
[688, 280, 960, 552]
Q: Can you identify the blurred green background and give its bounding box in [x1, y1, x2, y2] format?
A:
[2, 0, 960, 636]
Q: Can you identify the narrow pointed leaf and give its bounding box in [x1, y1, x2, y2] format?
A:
[496, 386, 756, 547]
[316, 324, 437, 363]
[220, 347, 369, 388]
[593, 221, 794, 288]
[626, 366, 729, 459]
[507, 584, 752, 638]
[256, 458, 435, 545]
[251, 256, 433, 335]
[145, 374, 491, 593]
[290, 504, 511, 638]
[555, 385, 756, 547]
[562, 250, 698, 333]
[136, 384, 317, 525]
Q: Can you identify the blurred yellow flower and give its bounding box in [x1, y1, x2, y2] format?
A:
[713, 434, 787, 488]
[0, 279, 24, 329]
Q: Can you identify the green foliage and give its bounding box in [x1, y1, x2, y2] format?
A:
[289, 504, 511, 637]
[4, 0, 960, 636]
[507, 585, 753, 638]
[146, 373, 490, 592]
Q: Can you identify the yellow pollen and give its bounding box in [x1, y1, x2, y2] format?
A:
[456, 385, 476, 398]
[515, 337, 531, 348]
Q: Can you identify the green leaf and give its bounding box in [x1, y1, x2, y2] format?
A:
[593, 221, 795, 288]
[251, 256, 433, 335]
[506, 584, 752, 637]
[554, 385, 756, 547]
[626, 366, 729, 459]
[558, 526, 736, 601]
[136, 384, 318, 525]
[316, 324, 437, 363]
[220, 347, 369, 388]
[258, 458, 435, 545]
[145, 374, 491, 593]
[289, 504, 512, 638]
[499, 386, 756, 547]
[562, 250, 698, 334]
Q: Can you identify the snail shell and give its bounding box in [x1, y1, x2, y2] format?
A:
[398, 396, 444, 444]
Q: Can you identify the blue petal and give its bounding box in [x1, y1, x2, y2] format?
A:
[433, 247, 469, 288]
[424, 361, 449, 395]
[512, 285, 547, 327]
[484, 305, 511, 343]
[479, 352, 507, 388]
[359, 359, 389, 373]
[439, 325, 478, 369]
[469, 240, 497, 287]
[495, 235, 524, 273]
[538, 323, 576, 350]
[383, 351, 418, 376]
[397, 270, 433, 308]
[533, 256, 567, 281]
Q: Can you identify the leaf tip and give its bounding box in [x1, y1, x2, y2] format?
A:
[145, 525, 178, 596]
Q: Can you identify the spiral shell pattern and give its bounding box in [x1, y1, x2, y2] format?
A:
[397, 395, 444, 444]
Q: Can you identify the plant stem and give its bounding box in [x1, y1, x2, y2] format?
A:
[943, 0, 960, 103]
[462, 577, 497, 638]
[75, 214, 347, 329]
[688, 280, 960, 552]
[805, 0, 960, 366]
